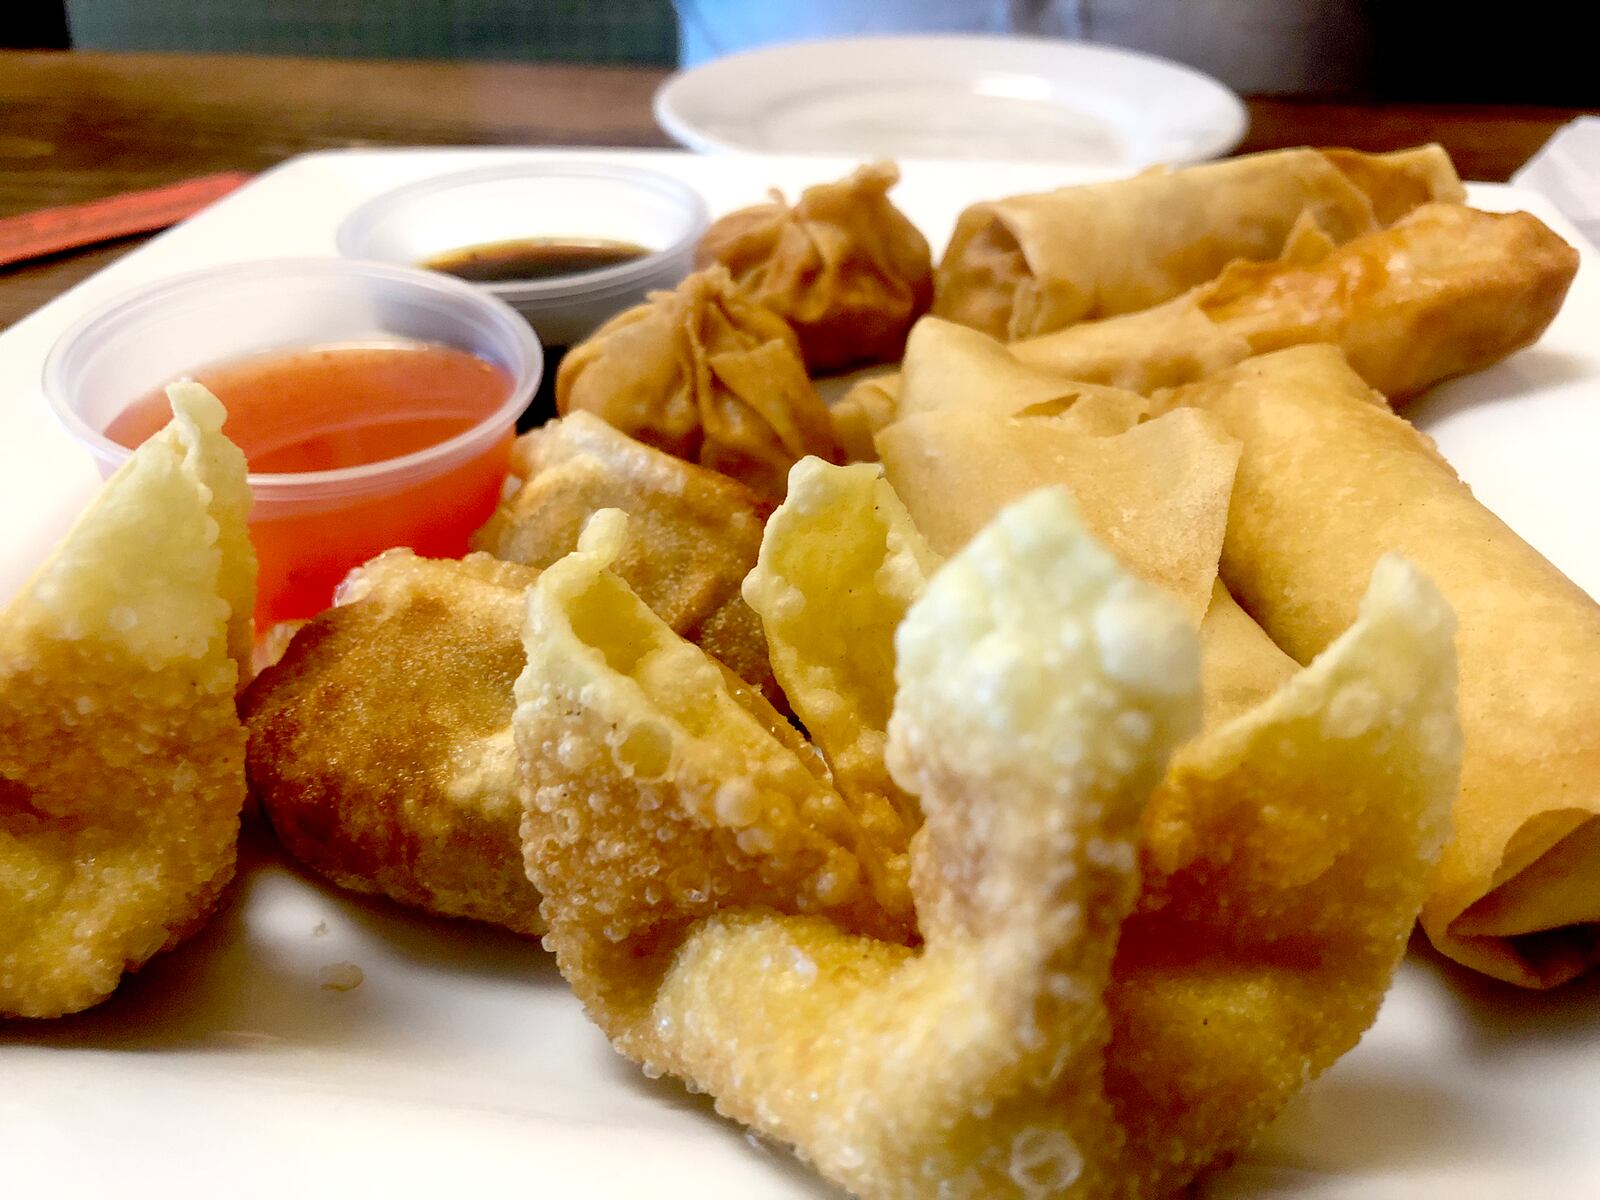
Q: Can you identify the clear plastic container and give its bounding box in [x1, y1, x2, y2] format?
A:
[336, 162, 710, 346]
[42, 258, 542, 626]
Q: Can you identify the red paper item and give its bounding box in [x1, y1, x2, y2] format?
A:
[0, 172, 253, 269]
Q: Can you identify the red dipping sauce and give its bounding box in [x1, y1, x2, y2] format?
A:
[105, 340, 516, 628]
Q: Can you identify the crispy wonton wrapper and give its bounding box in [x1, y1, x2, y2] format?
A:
[517, 484, 1459, 1199]
[2, 384, 255, 1018]
[472, 411, 780, 707]
[242, 551, 544, 935]
[934, 144, 1463, 340]
[696, 161, 934, 372]
[555, 265, 841, 500]
[1170, 343, 1600, 988]
[741, 458, 939, 918]
[1009, 203, 1579, 400]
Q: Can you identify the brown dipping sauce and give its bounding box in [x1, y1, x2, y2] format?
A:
[423, 237, 649, 284]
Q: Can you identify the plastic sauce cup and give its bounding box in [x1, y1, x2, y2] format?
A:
[42, 259, 542, 629]
[337, 162, 709, 347]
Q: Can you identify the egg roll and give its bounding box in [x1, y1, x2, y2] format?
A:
[1170, 344, 1600, 987]
[934, 145, 1464, 340]
[1009, 203, 1579, 400]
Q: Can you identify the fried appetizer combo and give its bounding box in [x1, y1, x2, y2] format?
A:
[1170, 344, 1600, 988]
[934, 144, 1463, 340]
[555, 266, 841, 500]
[472, 411, 780, 707]
[2, 385, 255, 1018]
[696, 161, 934, 372]
[1009, 203, 1579, 400]
[517, 480, 1460, 1200]
[242, 551, 545, 935]
[245, 413, 792, 932]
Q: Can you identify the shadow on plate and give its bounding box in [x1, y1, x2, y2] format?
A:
[1406, 930, 1600, 1051]
[0, 825, 556, 1052]
[1409, 346, 1593, 427]
[597, 1048, 850, 1198]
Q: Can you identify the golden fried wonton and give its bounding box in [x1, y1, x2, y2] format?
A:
[555, 266, 842, 500]
[695, 161, 935, 372]
[242, 551, 544, 935]
[517, 486, 1460, 1199]
[473, 411, 780, 707]
[742, 458, 939, 917]
[2, 384, 255, 1018]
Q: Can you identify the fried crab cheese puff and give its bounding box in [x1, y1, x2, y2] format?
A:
[2, 385, 255, 1017]
[516, 466, 1460, 1200]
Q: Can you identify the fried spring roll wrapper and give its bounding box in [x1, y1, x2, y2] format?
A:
[878, 408, 1236, 626]
[877, 407, 1300, 742]
[934, 145, 1463, 340]
[1010, 203, 1579, 400]
[899, 316, 1149, 430]
[1172, 344, 1600, 987]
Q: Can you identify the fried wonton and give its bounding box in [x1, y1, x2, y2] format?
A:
[934, 144, 1464, 340]
[516, 508, 917, 971]
[696, 161, 934, 372]
[2, 384, 255, 1018]
[242, 551, 544, 935]
[473, 411, 780, 707]
[741, 458, 939, 918]
[517, 487, 1460, 1199]
[1010, 203, 1579, 400]
[555, 266, 842, 500]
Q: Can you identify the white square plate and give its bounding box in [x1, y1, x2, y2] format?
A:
[3, 150, 1599, 1199]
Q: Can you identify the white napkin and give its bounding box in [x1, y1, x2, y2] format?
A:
[1513, 117, 1600, 246]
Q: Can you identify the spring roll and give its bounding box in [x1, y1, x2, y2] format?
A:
[934, 145, 1464, 340]
[1170, 344, 1600, 987]
[1010, 203, 1579, 400]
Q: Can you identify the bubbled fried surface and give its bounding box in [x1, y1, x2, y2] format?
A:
[1106, 555, 1461, 1197]
[242, 551, 545, 935]
[742, 459, 940, 917]
[521, 492, 1205, 1199]
[516, 509, 917, 1032]
[473, 411, 781, 708]
[519, 483, 1462, 1199]
[1, 385, 254, 1018]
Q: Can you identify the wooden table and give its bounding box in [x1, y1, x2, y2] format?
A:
[2, 48, 1593, 330]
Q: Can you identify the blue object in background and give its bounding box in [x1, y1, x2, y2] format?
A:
[674, 0, 1084, 67]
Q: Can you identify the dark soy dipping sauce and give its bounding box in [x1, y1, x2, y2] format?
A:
[423, 237, 650, 283]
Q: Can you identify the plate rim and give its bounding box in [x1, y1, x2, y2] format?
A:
[653, 31, 1249, 165]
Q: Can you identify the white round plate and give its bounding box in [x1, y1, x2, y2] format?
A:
[654, 34, 1248, 167]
